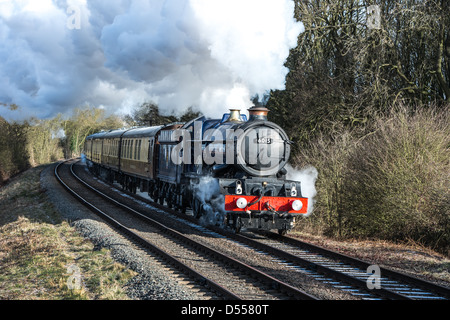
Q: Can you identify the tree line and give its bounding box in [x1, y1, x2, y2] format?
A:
[0, 108, 110, 184]
[268, 0, 449, 148]
[0, 104, 199, 186]
[266, 0, 449, 254]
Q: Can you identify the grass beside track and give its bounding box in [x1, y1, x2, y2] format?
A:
[0, 165, 136, 300]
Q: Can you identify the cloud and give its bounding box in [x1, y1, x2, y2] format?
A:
[0, 0, 302, 121]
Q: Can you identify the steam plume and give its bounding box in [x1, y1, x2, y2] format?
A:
[0, 0, 303, 120]
[286, 164, 318, 216]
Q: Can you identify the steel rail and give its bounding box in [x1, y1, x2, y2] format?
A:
[272, 231, 450, 299]
[229, 232, 411, 300]
[59, 159, 318, 300]
[54, 160, 241, 300]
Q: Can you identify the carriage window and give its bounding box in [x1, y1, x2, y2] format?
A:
[130, 140, 134, 159]
[137, 140, 142, 160]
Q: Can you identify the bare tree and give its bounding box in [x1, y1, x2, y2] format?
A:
[269, 0, 450, 146]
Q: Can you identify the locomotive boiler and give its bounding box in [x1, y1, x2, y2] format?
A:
[84, 106, 308, 234]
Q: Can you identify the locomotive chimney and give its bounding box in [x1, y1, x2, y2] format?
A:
[248, 106, 269, 121]
[227, 109, 242, 122]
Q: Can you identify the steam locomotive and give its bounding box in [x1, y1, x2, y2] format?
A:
[83, 106, 308, 234]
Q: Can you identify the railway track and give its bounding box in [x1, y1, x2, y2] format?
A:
[227, 230, 450, 300]
[61, 159, 450, 300]
[164, 213, 450, 301]
[55, 159, 317, 300]
[105, 178, 450, 301]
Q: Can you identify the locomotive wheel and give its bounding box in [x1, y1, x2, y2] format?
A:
[278, 228, 287, 236]
[234, 216, 242, 234]
[150, 189, 158, 202]
[192, 197, 204, 219]
[178, 195, 187, 214]
[167, 186, 175, 208]
[167, 192, 175, 208]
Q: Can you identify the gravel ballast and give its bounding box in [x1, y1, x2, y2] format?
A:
[40, 162, 203, 300]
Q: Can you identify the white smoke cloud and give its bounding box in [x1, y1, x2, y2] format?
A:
[286, 164, 318, 216]
[0, 0, 303, 121]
